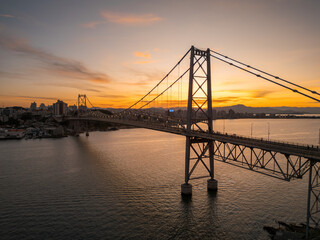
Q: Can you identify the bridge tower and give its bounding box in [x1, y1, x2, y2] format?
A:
[181, 46, 217, 195]
[306, 160, 320, 238]
[78, 94, 87, 114]
[77, 94, 89, 136]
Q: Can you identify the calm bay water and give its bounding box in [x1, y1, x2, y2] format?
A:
[0, 119, 319, 240]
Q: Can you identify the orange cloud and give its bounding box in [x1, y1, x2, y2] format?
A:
[123, 81, 150, 86]
[101, 11, 162, 25]
[134, 51, 151, 58]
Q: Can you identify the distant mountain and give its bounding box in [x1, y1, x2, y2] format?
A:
[213, 104, 320, 114]
[96, 104, 320, 114]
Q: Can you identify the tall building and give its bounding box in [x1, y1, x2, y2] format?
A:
[53, 100, 67, 116]
[39, 103, 46, 110]
[30, 102, 37, 110]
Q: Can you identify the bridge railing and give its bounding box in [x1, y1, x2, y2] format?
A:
[74, 111, 320, 153]
[78, 109, 320, 153]
[210, 131, 320, 152]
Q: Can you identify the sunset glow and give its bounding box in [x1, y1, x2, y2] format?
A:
[0, 0, 319, 108]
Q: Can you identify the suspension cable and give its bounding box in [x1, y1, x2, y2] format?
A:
[138, 67, 190, 109]
[121, 48, 192, 112]
[210, 54, 320, 103]
[139, 56, 205, 109]
[86, 97, 95, 108]
[210, 49, 319, 96]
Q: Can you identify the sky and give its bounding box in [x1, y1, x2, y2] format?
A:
[0, 0, 319, 108]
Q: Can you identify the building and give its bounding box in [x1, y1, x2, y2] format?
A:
[30, 102, 37, 110]
[39, 103, 46, 110]
[68, 104, 77, 112]
[2, 108, 13, 116]
[53, 100, 67, 116]
[0, 129, 25, 139]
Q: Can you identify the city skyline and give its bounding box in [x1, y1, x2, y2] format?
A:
[0, 0, 319, 108]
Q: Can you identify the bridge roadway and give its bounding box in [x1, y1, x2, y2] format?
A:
[68, 117, 320, 162]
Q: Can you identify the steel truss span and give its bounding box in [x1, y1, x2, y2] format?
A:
[308, 162, 320, 229]
[212, 140, 310, 181]
[69, 45, 320, 239]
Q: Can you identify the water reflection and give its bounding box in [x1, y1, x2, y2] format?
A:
[0, 119, 316, 239]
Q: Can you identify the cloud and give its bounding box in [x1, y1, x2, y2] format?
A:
[98, 94, 126, 99]
[158, 99, 188, 106]
[134, 60, 155, 65]
[132, 51, 154, 64]
[0, 70, 30, 79]
[210, 90, 273, 105]
[250, 90, 272, 98]
[34, 81, 107, 94]
[217, 89, 272, 99]
[86, 88, 101, 93]
[82, 11, 162, 28]
[153, 48, 168, 53]
[0, 94, 72, 102]
[213, 97, 241, 103]
[101, 11, 162, 25]
[134, 51, 151, 58]
[124, 66, 165, 83]
[81, 21, 103, 29]
[0, 35, 111, 84]
[124, 81, 150, 86]
[17, 95, 62, 101]
[0, 14, 14, 18]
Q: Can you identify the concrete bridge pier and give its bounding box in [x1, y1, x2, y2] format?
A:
[207, 179, 218, 191]
[73, 120, 81, 136]
[85, 121, 89, 136]
[181, 183, 192, 195]
[181, 179, 217, 195]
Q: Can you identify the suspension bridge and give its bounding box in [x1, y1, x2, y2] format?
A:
[66, 46, 320, 238]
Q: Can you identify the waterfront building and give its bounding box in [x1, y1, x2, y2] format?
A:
[39, 103, 46, 110]
[0, 129, 25, 139]
[53, 100, 68, 116]
[2, 108, 12, 116]
[44, 126, 65, 137]
[0, 115, 9, 123]
[30, 102, 37, 111]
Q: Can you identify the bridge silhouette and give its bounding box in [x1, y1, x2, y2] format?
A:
[67, 46, 320, 238]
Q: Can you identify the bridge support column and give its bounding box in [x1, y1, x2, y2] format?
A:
[181, 136, 192, 195]
[207, 179, 218, 191]
[74, 120, 81, 136]
[306, 159, 320, 239]
[208, 139, 217, 192]
[182, 46, 217, 195]
[181, 183, 192, 195]
[85, 121, 89, 136]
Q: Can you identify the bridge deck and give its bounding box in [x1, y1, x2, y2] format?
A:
[68, 117, 320, 161]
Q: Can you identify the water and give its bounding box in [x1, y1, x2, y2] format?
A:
[0, 119, 319, 240]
